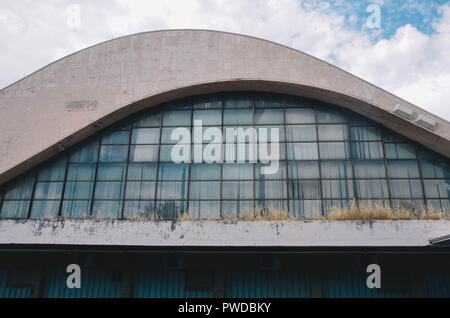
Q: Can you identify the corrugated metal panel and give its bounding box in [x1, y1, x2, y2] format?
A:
[42, 268, 120, 298]
[424, 273, 450, 298]
[0, 269, 31, 298]
[133, 270, 213, 298]
[323, 272, 408, 298]
[226, 271, 310, 298]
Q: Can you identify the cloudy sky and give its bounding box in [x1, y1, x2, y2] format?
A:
[1, 0, 449, 120]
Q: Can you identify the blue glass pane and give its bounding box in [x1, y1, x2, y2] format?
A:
[0, 201, 30, 219]
[159, 163, 189, 181]
[388, 160, 420, 178]
[61, 200, 91, 218]
[224, 93, 253, 108]
[390, 180, 423, 198]
[125, 182, 156, 200]
[354, 160, 386, 178]
[318, 125, 349, 141]
[64, 182, 93, 199]
[256, 126, 284, 142]
[30, 201, 60, 219]
[133, 111, 161, 127]
[161, 127, 190, 144]
[130, 145, 159, 162]
[97, 164, 126, 181]
[287, 143, 319, 160]
[190, 164, 221, 180]
[223, 109, 252, 125]
[166, 98, 192, 110]
[189, 181, 220, 200]
[223, 163, 254, 180]
[317, 106, 345, 123]
[350, 126, 381, 141]
[67, 164, 96, 181]
[321, 161, 353, 179]
[123, 201, 155, 219]
[159, 145, 188, 163]
[288, 161, 320, 179]
[34, 182, 63, 200]
[70, 139, 99, 163]
[3, 174, 35, 199]
[99, 145, 128, 162]
[383, 131, 408, 142]
[37, 156, 67, 181]
[94, 182, 124, 199]
[255, 109, 283, 124]
[127, 163, 158, 180]
[356, 180, 389, 198]
[289, 200, 322, 218]
[92, 201, 122, 219]
[189, 201, 220, 219]
[192, 95, 222, 109]
[157, 182, 188, 200]
[222, 200, 254, 218]
[254, 93, 283, 108]
[193, 110, 222, 126]
[319, 142, 350, 159]
[102, 130, 130, 144]
[156, 201, 187, 219]
[423, 180, 449, 199]
[255, 162, 286, 179]
[289, 180, 321, 199]
[163, 110, 191, 126]
[222, 181, 253, 199]
[348, 113, 376, 126]
[285, 108, 315, 124]
[131, 128, 160, 144]
[385, 143, 416, 159]
[322, 180, 354, 199]
[351, 142, 383, 159]
[421, 159, 450, 178]
[255, 181, 287, 199]
[286, 125, 317, 142]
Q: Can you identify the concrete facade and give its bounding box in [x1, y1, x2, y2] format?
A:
[0, 29, 449, 185]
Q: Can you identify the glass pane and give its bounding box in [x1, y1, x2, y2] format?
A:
[96, 164, 126, 181]
[390, 180, 423, 198]
[3, 174, 35, 199]
[319, 142, 350, 159]
[133, 111, 161, 127]
[156, 201, 187, 219]
[392, 200, 425, 212]
[127, 163, 158, 180]
[423, 180, 449, 199]
[222, 163, 254, 180]
[427, 199, 450, 215]
[289, 180, 321, 199]
[192, 95, 222, 109]
[159, 145, 189, 163]
[321, 160, 353, 179]
[286, 125, 317, 142]
[189, 201, 220, 219]
[255, 181, 287, 199]
[37, 156, 67, 181]
[123, 201, 155, 219]
[222, 181, 253, 199]
[161, 127, 190, 144]
[318, 125, 348, 141]
[351, 142, 383, 159]
[61, 200, 91, 218]
[30, 201, 60, 219]
[385, 143, 416, 159]
[131, 128, 160, 144]
[64, 182, 93, 199]
[222, 200, 254, 218]
[289, 200, 322, 219]
[287, 143, 319, 160]
[350, 126, 381, 141]
[189, 181, 220, 200]
[223, 109, 252, 125]
[157, 181, 188, 200]
[224, 93, 253, 108]
[193, 110, 222, 126]
[359, 200, 390, 209]
[158, 163, 189, 181]
[67, 164, 96, 181]
[288, 161, 320, 179]
[70, 139, 99, 163]
[190, 164, 221, 180]
[92, 201, 122, 219]
[0, 201, 30, 219]
[94, 182, 124, 199]
[383, 130, 407, 142]
[421, 159, 450, 179]
[102, 130, 130, 144]
[317, 106, 345, 123]
[356, 180, 389, 198]
[285, 108, 315, 124]
[166, 98, 192, 110]
[323, 199, 353, 214]
[322, 180, 354, 199]
[163, 110, 191, 126]
[256, 200, 288, 211]
[354, 160, 386, 178]
[34, 182, 63, 200]
[99, 145, 128, 162]
[125, 182, 156, 200]
[254, 109, 283, 124]
[255, 162, 286, 179]
[256, 126, 284, 142]
[130, 145, 159, 162]
[388, 160, 420, 178]
[254, 93, 283, 108]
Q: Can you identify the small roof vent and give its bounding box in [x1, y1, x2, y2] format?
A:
[393, 104, 414, 120]
[415, 114, 438, 131]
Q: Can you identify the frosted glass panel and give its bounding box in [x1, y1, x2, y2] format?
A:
[34, 182, 63, 200]
[255, 181, 287, 199]
[193, 110, 222, 126]
[61, 200, 91, 218]
[385, 143, 416, 159]
[285, 108, 315, 124]
[356, 180, 389, 198]
[289, 180, 321, 199]
[130, 145, 159, 162]
[350, 126, 381, 141]
[322, 180, 354, 199]
[223, 163, 254, 180]
[222, 181, 253, 199]
[70, 139, 99, 163]
[189, 201, 220, 219]
[99, 145, 128, 162]
[223, 109, 252, 125]
[390, 180, 423, 198]
[319, 142, 350, 159]
[190, 164, 221, 180]
[163, 110, 191, 126]
[64, 182, 93, 199]
[131, 128, 160, 144]
[37, 157, 67, 181]
[102, 130, 130, 145]
[3, 175, 35, 199]
[92, 201, 122, 219]
[423, 180, 449, 199]
[189, 181, 220, 200]
[351, 142, 383, 159]
[289, 200, 322, 218]
[97, 164, 126, 181]
[67, 164, 96, 181]
[125, 182, 156, 200]
[321, 161, 353, 179]
[0, 201, 30, 219]
[318, 125, 348, 141]
[255, 162, 286, 180]
[158, 164, 189, 181]
[94, 182, 124, 199]
[127, 163, 157, 180]
[222, 200, 254, 218]
[30, 200, 60, 219]
[288, 161, 320, 179]
[286, 125, 317, 142]
[255, 109, 283, 124]
[157, 181, 188, 200]
[354, 160, 386, 178]
[287, 143, 318, 160]
[388, 160, 420, 178]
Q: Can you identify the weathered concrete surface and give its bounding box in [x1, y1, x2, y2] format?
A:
[0, 30, 449, 185]
[0, 220, 449, 247]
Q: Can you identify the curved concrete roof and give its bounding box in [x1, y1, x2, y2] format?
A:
[0, 29, 449, 185]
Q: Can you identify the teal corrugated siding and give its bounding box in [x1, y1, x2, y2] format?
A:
[133, 270, 213, 298]
[0, 269, 31, 298]
[424, 273, 450, 298]
[42, 268, 120, 298]
[323, 272, 408, 298]
[226, 271, 310, 298]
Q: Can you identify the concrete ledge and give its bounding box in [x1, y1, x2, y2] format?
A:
[0, 219, 449, 247]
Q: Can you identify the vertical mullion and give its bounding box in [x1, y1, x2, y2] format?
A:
[252, 94, 256, 212]
[415, 144, 428, 212]
[219, 95, 224, 219]
[186, 102, 193, 217]
[381, 128, 393, 209]
[154, 107, 164, 216]
[26, 170, 39, 219]
[283, 98, 290, 214]
[89, 138, 102, 217]
[58, 155, 71, 217]
[314, 105, 324, 217]
[348, 121, 359, 210]
[120, 125, 133, 220]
